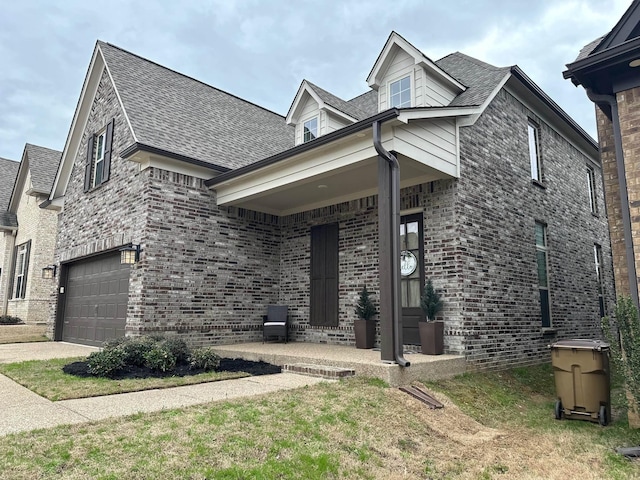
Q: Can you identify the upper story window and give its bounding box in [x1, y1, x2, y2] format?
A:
[390, 76, 411, 108]
[303, 117, 318, 143]
[587, 166, 597, 214]
[94, 130, 106, 187]
[84, 118, 114, 192]
[528, 121, 542, 183]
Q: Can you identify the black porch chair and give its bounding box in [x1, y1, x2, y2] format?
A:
[263, 305, 288, 343]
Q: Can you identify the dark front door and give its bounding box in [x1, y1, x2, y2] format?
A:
[400, 213, 425, 344]
[61, 252, 130, 346]
[310, 223, 339, 327]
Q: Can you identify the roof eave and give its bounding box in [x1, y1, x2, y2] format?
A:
[207, 108, 400, 187]
[120, 143, 231, 174]
[511, 66, 597, 151]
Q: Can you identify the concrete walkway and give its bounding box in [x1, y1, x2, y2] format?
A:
[0, 342, 329, 436]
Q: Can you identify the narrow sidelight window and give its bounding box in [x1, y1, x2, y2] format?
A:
[587, 166, 597, 214]
[535, 222, 551, 327]
[594, 244, 606, 318]
[12, 240, 31, 299]
[303, 117, 318, 143]
[528, 121, 542, 182]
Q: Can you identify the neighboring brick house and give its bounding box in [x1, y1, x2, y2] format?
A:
[564, 0, 640, 315]
[0, 144, 60, 324]
[44, 32, 613, 369]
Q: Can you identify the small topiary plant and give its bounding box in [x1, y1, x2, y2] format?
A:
[189, 347, 221, 371]
[86, 348, 127, 377]
[355, 286, 377, 321]
[0, 315, 23, 325]
[420, 279, 443, 321]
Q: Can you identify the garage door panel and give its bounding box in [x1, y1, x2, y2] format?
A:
[62, 252, 130, 347]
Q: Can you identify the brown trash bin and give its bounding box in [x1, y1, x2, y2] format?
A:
[550, 339, 611, 425]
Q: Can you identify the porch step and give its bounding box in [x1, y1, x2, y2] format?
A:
[283, 363, 355, 379]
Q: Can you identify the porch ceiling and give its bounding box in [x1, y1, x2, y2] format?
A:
[220, 154, 447, 216]
[212, 120, 460, 217]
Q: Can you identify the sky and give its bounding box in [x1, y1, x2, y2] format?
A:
[0, 0, 632, 162]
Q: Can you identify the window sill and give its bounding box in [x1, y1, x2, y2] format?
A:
[531, 179, 546, 190]
[591, 212, 599, 219]
[541, 328, 557, 336]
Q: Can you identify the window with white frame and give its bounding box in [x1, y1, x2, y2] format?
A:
[390, 76, 411, 108]
[594, 244, 605, 318]
[587, 166, 597, 214]
[535, 222, 551, 327]
[93, 130, 107, 187]
[528, 121, 542, 182]
[303, 117, 318, 143]
[13, 241, 30, 299]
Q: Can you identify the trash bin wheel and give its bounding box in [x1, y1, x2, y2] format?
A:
[554, 400, 563, 420]
[598, 405, 608, 426]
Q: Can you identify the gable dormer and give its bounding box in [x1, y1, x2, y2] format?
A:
[367, 32, 466, 111]
[286, 81, 360, 146]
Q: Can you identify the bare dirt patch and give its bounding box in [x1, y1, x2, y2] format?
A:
[0, 324, 47, 344]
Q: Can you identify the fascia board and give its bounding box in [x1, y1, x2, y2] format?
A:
[7, 151, 28, 213]
[321, 104, 358, 123]
[397, 106, 480, 123]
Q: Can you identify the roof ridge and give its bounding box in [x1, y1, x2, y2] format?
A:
[0, 157, 18, 163]
[444, 52, 503, 71]
[348, 90, 374, 101]
[99, 40, 287, 119]
[25, 143, 62, 154]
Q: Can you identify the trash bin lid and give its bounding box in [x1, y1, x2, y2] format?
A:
[550, 339, 610, 351]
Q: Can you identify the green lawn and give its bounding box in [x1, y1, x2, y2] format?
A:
[1, 365, 639, 479]
[0, 357, 250, 400]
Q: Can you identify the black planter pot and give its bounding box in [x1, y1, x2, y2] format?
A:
[354, 319, 376, 349]
[419, 321, 444, 355]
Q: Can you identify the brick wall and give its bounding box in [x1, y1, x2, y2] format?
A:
[49, 69, 145, 339]
[614, 87, 640, 300]
[456, 89, 614, 369]
[131, 168, 281, 347]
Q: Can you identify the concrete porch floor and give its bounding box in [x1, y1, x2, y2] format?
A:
[214, 342, 466, 387]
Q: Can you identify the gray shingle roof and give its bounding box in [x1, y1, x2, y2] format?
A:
[0, 157, 19, 211]
[435, 53, 510, 107]
[574, 36, 605, 62]
[98, 41, 294, 171]
[25, 144, 61, 193]
[347, 91, 378, 118]
[305, 81, 370, 120]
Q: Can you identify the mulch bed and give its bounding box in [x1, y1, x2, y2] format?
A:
[63, 358, 282, 380]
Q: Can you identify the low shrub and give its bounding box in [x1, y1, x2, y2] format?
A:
[86, 349, 127, 377]
[0, 315, 22, 325]
[121, 337, 156, 366]
[189, 347, 221, 371]
[143, 344, 177, 372]
[162, 337, 189, 363]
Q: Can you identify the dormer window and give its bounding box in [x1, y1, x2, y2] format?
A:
[303, 117, 318, 143]
[390, 76, 411, 108]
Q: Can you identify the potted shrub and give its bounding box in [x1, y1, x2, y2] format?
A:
[419, 279, 444, 355]
[354, 285, 377, 349]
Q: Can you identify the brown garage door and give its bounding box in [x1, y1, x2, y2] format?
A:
[61, 252, 130, 346]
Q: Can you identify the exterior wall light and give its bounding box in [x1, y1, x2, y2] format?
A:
[119, 244, 141, 265]
[42, 265, 57, 279]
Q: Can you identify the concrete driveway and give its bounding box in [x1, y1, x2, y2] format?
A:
[0, 341, 98, 363]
